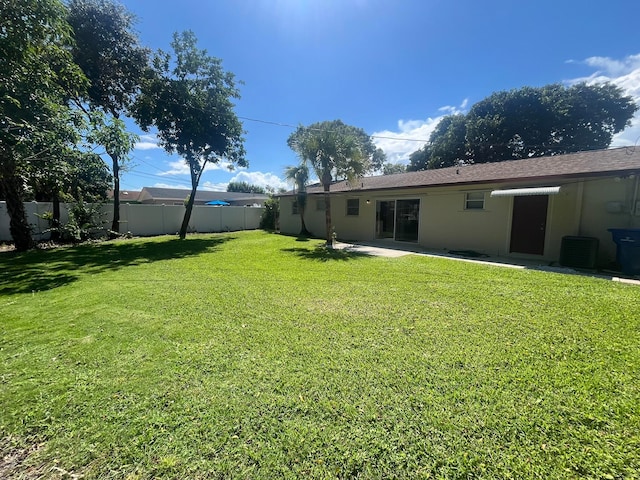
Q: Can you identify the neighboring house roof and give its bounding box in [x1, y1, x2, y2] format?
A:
[108, 190, 141, 202]
[138, 187, 268, 204]
[285, 147, 640, 196]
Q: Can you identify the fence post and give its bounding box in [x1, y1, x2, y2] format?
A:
[161, 204, 165, 234]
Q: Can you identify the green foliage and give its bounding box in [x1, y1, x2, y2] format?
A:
[67, 0, 148, 234]
[0, 231, 638, 478]
[29, 150, 113, 203]
[133, 30, 246, 170]
[226, 181, 266, 194]
[63, 199, 107, 242]
[67, 0, 150, 117]
[284, 163, 311, 236]
[382, 162, 407, 175]
[0, 0, 86, 142]
[288, 120, 385, 184]
[408, 82, 638, 171]
[259, 196, 279, 230]
[88, 114, 138, 166]
[40, 198, 107, 242]
[0, 0, 87, 250]
[287, 120, 385, 244]
[67, 152, 113, 203]
[132, 30, 246, 239]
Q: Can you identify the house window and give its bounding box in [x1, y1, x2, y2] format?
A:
[346, 198, 360, 216]
[316, 198, 326, 211]
[465, 192, 485, 210]
[292, 200, 298, 215]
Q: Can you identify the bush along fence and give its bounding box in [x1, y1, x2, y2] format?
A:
[0, 202, 265, 242]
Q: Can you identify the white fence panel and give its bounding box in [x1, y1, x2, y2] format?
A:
[189, 204, 222, 233]
[0, 202, 264, 242]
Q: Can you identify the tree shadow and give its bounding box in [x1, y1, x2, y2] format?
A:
[281, 246, 371, 262]
[0, 236, 234, 295]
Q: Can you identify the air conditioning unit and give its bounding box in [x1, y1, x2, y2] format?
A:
[559, 236, 599, 269]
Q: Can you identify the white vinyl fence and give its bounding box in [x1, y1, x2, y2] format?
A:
[0, 202, 264, 242]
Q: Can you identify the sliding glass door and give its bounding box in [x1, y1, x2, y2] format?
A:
[375, 199, 419, 242]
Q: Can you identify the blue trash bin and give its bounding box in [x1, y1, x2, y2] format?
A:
[608, 228, 640, 275]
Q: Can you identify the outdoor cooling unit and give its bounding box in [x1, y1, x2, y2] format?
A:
[559, 236, 599, 269]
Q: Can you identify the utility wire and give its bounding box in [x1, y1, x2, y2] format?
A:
[237, 115, 430, 143]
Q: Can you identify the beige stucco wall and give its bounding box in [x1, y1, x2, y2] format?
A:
[279, 175, 640, 266]
[576, 176, 640, 265]
[417, 187, 509, 255]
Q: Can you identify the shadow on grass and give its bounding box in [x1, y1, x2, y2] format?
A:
[0, 236, 234, 295]
[281, 246, 370, 262]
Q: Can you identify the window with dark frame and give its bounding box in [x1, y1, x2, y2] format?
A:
[292, 200, 298, 215]
[465, 192, 485, 210]
[346, 198, 360, 216]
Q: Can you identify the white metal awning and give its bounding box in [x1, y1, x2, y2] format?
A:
[490, 186, 561, 197]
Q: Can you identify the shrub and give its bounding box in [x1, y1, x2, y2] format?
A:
[259, 196, 279, 230]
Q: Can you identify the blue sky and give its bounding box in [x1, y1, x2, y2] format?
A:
[117, 0, 640, 193]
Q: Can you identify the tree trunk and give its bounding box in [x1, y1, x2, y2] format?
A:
[110, 153, 120, 236]
[299, 209, 311, 237]
[51, 194, 61, 242]
[298, 193, 311, 237]
[179, 184, 198, 239]
[323, 185, 332, 247]
[0, 155, 34, 251]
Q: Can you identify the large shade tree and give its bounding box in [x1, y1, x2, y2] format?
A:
[67, 0, 149, 234]
[0, 0, 86, 250]
[408, 82, 638, 171]
[132, 31, 246, 239]
[287, 120, 385, 246]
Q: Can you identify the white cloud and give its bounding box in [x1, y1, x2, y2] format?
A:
[158, 159, 237, 176]
[371, 99, 468, 163]
[200, 181, 228, 192]
[135, 134, 161, 150]
[568, 54, 640, 147]
[578, 54, 640, 78]
[152, 181, 227, 192]
[229, 171, 288, 191]
[152, 182, 191, 190]
[159, 172, 287, 193]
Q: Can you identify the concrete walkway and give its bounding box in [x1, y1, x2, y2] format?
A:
[334, 241, 640, 286]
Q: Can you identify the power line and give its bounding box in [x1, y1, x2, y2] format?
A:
[237, 115, 431, 143]
[125, 168, 191, 187]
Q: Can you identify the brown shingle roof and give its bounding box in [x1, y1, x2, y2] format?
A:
[108, 190, 141, 202]
[294, 147, 640, 195]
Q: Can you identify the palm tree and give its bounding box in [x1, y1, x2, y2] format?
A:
[288, 120, 383, 246]
[284, 163, 311, 237]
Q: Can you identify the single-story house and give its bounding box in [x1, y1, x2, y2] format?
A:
[138, 187, 268, 206]
[278, 147, 640, 268]
[107, 190, 142, 203]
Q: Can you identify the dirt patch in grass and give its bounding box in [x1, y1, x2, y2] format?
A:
[0, 437, 55, 480]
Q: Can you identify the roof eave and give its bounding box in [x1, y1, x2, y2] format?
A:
[297, 168, 640, 196]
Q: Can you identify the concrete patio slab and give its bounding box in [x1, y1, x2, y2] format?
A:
[334, 241, 640, 285]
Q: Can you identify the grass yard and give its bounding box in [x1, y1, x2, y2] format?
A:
[1, 230, 639, 479]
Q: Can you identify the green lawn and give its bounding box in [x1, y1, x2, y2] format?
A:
[1, 231, 638, 479]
